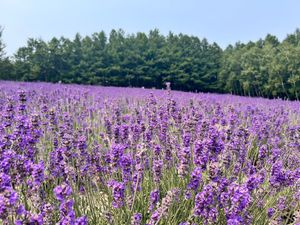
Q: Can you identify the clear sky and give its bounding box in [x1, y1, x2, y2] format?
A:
[1, 0, 300, 55]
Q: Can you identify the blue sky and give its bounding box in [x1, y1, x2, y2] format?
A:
[1, 0, 300, 55]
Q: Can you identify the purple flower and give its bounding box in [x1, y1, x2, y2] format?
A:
[246, 173, 264, 192]
[75, 216, 88, 225]
[0, 173, 11, 190]
[15, 220, 23, 225]
[149, 210, 160, 225]
[0, 187, 18, 220]
[120, 154, 132, 183]
[194, 184, 217, 222]
[54, 183, 72, 202]
[16, 205, 26, 216]
[269, 161, 286, 188]
[178, 147, 190, 177]
[193, 141, 208, 169]
[208, 162, 221, 181]
[111, 144, 125, 168]
[187, 167, 202, 191]
[59, 199, 76, 224]
[29, 214, 44, 225]
[223, 183, 251, 223]
[154, 145, 161, 157]
[9, 190, 18, 205]
[268, 208, 275, 218]
[149, 189, 160, 211]
[276, 197, 286, 211]
[183, 133, 191, 147]
[108, 180, 126, 208]
[131, 213, 142, 225]
[227, 216, 242, 225]
[149, 189, 180, 224]
[258, 145, 268, 160]
[32, 161, 45, 186]
[77, 136, 87, 150]
[0, 79, 299, 225]
[152, 159, 163, 183]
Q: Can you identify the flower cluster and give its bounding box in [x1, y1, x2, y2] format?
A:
[0, 81, 299, 224]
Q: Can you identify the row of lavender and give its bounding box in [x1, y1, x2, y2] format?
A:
[0, 81, 299, 225]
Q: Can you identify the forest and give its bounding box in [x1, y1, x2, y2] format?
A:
[0, 27, 300, 100]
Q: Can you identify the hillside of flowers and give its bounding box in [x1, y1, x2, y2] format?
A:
[0, 81, 299, 225]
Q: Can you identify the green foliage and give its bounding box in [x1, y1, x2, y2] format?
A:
[219, 30, 300, 99]
[9, 29, 222, 93]
[1, 27, 300, 99]
[0, 26, 15, 80]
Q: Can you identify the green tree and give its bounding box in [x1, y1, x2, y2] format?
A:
[8, 28, 300, 99]
[0, 26, 14, 80]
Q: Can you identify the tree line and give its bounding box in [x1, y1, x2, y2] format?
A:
[0, 27, 300, 100]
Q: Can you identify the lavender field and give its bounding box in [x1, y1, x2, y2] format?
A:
[0, 81, 299, 225]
